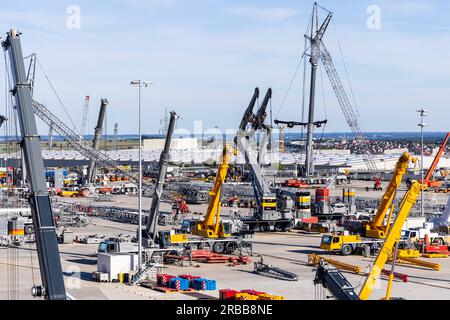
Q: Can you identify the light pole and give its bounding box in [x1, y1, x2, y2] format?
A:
[131, 80, 154, 274]
[417, 108, 427, 218]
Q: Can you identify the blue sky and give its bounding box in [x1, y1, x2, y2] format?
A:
[0, 0, 449, 135]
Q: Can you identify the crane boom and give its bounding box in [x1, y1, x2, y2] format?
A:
[253, 88, 272, 165]
[193, 145, 233, 238]
[252, 88, 272, 131]
[359, 181, 426, 299]
[32, 99, 151, 193]
[423, 132, 450, 183]
[146, 111, 178, 238]
[365, 152, 416, 238]
[79, 95, 90, 140]
[238, 87, 259, 132]
[318, 40, 378, 175]
[313, 261, 360, 300]
[87, 98, 108, 183]
[236, 89, 283, 225]
[3, 29, 66, 300]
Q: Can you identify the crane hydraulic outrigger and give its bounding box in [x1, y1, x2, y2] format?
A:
[3, 29, 66, 300]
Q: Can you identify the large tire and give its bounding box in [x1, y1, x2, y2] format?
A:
[360, 244, 370, 257]
[24, 225, 34, 235]
[225, 242, 236, 253]
[212, 242, 225, 253]
[341, 244, 353, 256]
[274, 224, 283, 232]
[260, 224, 270, 232]
[434, 238, 444, 246]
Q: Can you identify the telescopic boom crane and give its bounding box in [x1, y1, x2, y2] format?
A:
[86, 98, 109, 183]
[236, 89, 294, 231]
[422, 132, 450, 187]
[2, 29, 66, 300]
[146, 111, 178, 241]
[364, 152, 417, 238]
[192, 145, 234, 238]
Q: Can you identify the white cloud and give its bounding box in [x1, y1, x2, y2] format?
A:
[118, 0, 178, 10]
[386, 1, 435, 14]
[222, 5, 300, 22]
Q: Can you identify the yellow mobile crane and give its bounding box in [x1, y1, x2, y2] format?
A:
[364, 151, 417, 238]
[359, 180, 426, 299]
[320, 152, 417, 255]
[314, 180, 427, 300]
[192, 145, 236, 239]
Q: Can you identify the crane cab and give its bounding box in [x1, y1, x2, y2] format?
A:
[320, 234, 362, 254]
[192, 221, 232, 239]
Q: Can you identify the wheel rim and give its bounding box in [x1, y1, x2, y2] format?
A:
[213, 242, 224, 253]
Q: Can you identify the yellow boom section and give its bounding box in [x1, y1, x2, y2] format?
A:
[359, 181, 426, 300]
[365, 152, 416, 238]
[193, 145, 234, 238]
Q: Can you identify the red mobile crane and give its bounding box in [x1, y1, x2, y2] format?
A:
[422, 132, 450, 189]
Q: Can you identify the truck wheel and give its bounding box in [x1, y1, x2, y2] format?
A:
[341, 244, 353, 256]
[212, 242, 225, 253]
[225, 242, 236, 253]
[434, 238, 444, 246]
[274, 224, 283, 232]
[260, 224, 269, 232]
[360, 244, 370, 257]
[25, 225, 34, 235]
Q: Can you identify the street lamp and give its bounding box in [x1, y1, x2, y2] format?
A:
[417, 108, 427, 218]
[130, 79, 154, 275]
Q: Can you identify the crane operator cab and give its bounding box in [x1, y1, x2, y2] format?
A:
[320, 234, 362, 255]
[181, 218, 232, 238]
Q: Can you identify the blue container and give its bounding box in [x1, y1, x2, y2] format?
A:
[192, 278, 207, 291]
[169, 278, 189, 290]
[206, 280, 216, 291]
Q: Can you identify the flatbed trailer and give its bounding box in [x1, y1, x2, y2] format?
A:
[160, 233, 254, 255]
[240, 216, 293, 232]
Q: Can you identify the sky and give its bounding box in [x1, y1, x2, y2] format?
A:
[0, 0, 449, 136]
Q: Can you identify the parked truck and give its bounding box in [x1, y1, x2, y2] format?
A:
[320, 233, 384, 256]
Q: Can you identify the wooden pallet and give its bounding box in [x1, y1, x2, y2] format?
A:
[150, 286, 196, 293]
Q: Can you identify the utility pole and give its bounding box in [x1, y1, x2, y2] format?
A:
[417, 108, 427, 217]
[131, 80, 154, 276]
[3, 29, 66, 300]
[87, 99, 108, 183]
